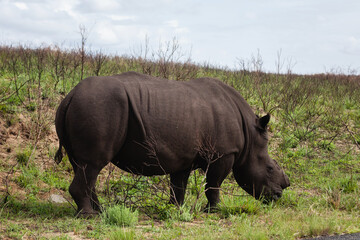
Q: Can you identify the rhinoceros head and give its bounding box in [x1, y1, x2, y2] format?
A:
[233, 114, 290, 201]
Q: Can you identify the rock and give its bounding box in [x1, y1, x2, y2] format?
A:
[49, 194, 67, 203]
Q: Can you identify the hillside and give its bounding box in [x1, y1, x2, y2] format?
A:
[0, 44, 359, 239]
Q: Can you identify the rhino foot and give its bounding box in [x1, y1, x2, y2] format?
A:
[203, 203, 220, 213]
[76, 210, 100, 219]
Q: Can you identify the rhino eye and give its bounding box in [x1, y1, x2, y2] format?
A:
[267, 166, 274, 173]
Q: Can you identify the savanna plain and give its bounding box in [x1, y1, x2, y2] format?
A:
[0, 41, 359, 240]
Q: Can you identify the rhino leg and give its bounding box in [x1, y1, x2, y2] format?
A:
[69, 157, 78, 174]
[69, 163, 102, 217]
[68, 157, 102, 213]
[91, 186, 101, 212]
[204, 154, 234, 212]
[169, 168, 191, 206]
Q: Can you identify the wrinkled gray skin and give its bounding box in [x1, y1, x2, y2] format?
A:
[55, 71, 290, 216]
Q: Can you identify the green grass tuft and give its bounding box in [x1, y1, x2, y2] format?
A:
[108, 228, 136, 240]
[102, 205, 138, 227]
[15, 147, 32, 166]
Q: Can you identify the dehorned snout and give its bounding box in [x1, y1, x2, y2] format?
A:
[282, 172, 290, 189]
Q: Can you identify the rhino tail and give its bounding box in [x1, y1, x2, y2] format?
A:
[54, 143, 63, 164]
[54, 90, 74, 165]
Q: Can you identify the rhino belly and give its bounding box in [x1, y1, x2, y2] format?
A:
[111, 137, 194, 176]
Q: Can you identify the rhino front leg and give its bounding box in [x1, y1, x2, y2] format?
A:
[204, 154, 234, 212]
[169, 168, 191, 206]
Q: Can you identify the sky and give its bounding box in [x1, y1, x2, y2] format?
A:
[0, 0, 359, 74]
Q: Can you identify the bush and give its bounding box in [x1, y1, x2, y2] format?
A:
[219, 196, 261, 218]
[15, 148, 32, 166]
[102, 205, 138, 227]
[172, 205, 193, 222]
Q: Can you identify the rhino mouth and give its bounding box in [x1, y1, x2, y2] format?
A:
[240, 184, 284, 202]
[263, 185, 284, 200]
[272, 191, 283, 201]
[259, 191, 283, 204]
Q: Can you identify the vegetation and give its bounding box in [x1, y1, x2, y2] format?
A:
[0, 38, 359, 239]
[102, 205, 138, 227]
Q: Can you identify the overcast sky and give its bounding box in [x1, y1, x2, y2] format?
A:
[1, 0, 359, 74]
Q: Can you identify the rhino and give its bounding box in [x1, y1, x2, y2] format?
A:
[55, 71, 290, 216]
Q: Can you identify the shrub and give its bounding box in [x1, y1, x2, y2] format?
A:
[172, 205, 193, 222]
[15, 147, 32, 166]
[102, 205, 138, 227]
[219, 196, 261, 218]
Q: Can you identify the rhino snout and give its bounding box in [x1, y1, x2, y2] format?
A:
[281, 172, 290, 189]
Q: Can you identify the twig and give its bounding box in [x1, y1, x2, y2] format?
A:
[344, 123, 360, 150]
[4, 162, 19, 200]
[58, 190, 77, 211]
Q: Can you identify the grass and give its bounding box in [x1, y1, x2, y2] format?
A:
[15, 147, 32, 166]
[102, 205, 139, 227]
[108, 229, 136, 240]
[1, 193, 360, 239]
[0, 43, 359, 239]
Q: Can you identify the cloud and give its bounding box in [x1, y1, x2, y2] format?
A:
[0, 1, 74, 45]
[164, 20, 189, 35]
[165, 20, 179, 28]
[343, 36, 360, 55]
[95, 25, 118, 44]
[14, 2, 28, 10]
[109, 15, 137, 22]
[74, 0, 122, 13]
[0, 0, 359, 73]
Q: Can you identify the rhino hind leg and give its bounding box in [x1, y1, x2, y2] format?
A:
[169, 168, 191, 206]
[91, 186, 101, 212]
[204, 154, 234, 212]
[69, 163, 103, 217]
[68, 156, 102, 213]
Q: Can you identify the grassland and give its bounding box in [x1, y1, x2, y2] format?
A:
[0, 43, 359, 240]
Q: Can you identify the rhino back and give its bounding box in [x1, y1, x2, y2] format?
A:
[63, 72, 252, 175]
[113, 73, 250, 174]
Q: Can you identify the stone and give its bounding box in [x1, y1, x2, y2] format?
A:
[49, 194, 67, 203]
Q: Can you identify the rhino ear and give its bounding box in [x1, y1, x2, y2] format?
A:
[258, 114, 270, 130]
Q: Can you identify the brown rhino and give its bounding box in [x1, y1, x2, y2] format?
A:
[55, 71, 290, 216]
